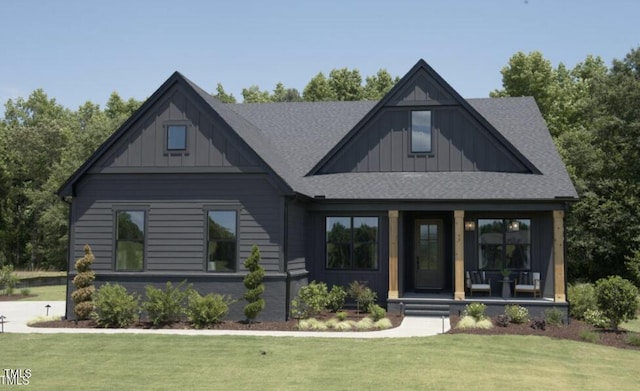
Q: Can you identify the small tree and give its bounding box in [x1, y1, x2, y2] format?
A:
[71, 244, 96, 320]
[595, 275, 639, 330]
[243, 245, 265, 323]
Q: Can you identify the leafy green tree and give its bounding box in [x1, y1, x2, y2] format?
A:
[213, 83, 237, 103]
[271, 82, 302, 102]
[364, 69, 398, 100]
[241, 85, 271, 103]
[303, 72, 336, 101]
[243, 245, 265, 323]
[328, 68, 364, 101]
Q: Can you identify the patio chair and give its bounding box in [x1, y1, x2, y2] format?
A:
[514, 272, 541, 297]
[466, 271, 491, 296]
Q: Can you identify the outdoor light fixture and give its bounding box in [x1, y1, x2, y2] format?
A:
[464, 221, 476, 231]
[508, 220, 520, 232]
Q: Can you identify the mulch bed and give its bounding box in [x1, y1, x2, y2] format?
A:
[447, 315, 640, 350]
[30, 309, 404, 332]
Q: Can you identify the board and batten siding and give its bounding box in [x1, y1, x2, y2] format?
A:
[319, 67, 529, 175]
[91, 84, 259, 171]
[71, 173, 284, 273]
[321, 107, 528, 174]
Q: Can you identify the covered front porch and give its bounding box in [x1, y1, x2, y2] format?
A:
[386, 209, 568, 317]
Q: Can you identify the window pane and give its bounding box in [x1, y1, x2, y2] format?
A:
[167, 125, 186, 150]
[209, 211, 236, 240]
[208, 240, 236, 272]
[116, 211, 144, 271]
[208, 211, 237, 272]
[411, 111, 432, 153]
[480, 244, 503, 270]
[506, 219, 530, 244]
[354, 217, 378, 269]
[326, 217, 351, 268]
[507, 244, 531, 269]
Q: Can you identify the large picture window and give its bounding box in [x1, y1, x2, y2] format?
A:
[115, 210, 145, 271]
[411, 110, 432, 153]
[207, 210, 237, 272]
[478, 219, 531, 271]
[326, 216, 378, 269]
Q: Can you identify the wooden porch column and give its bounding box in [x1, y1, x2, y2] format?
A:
[388, 210, 399, 299]
[454, 210, 465, 300]
[553, 210, 566, 302]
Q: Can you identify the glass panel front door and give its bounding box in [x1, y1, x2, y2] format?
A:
[414, 219, 444, 289]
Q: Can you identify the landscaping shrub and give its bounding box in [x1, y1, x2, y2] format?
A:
[505, 304, 529, 324]
[20, 288, 31, 296]
[326, 285, 347, 312]
[495, 314, 509, 327]
[336, 311, 348, 321]
[594, 275, 639, 329]
[369, 304, 386, 321]
[568, 283, 597, 320]
[583, 308, 610, 328]
[294, 281, 329, 318]
[71, 244, 96, 320]
[143, 281, 191, 326]
[243, 245, 265, 323]
[579, 329, 600, 343]
[186, 291, 233, 328]
[530, 319, 546, 330]
[544, 307, 564, 326]
[463, 302, 487, 321]
[93, 283, 140, 328]
[626, 333, 640, 347]
[347, 281, 377, 314]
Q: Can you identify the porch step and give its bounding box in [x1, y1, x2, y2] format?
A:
[403, 303, 450, 317]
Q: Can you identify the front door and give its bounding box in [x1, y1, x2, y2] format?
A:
[414, 219, 445, 289]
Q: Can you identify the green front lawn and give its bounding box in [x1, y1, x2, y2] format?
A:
[17, 285, 66, 301]
[2, 334, 638, 390]
[15, 271, 66, 279]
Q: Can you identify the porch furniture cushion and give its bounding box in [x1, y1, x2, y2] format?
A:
[514, 272, 541, 297]
[466, 271, 491, 296]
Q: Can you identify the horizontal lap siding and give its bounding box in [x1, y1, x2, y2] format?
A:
[71, 173, 283, 273]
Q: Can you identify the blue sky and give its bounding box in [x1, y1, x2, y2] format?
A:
[1, 0, 638, 112]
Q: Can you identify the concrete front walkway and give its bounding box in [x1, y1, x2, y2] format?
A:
[0, 301, 450, 338]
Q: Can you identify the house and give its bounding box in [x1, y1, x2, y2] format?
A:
[58, 60, 578, 321]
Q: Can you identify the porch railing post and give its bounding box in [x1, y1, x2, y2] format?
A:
[388, 210, 399, 299]
[454, 210, 465, 300]
[553, 210, 566, 302]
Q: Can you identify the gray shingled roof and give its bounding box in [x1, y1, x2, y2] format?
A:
[230, 97, 577, 200]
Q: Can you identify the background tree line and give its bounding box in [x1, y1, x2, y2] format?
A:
[1, 50, 639, 288]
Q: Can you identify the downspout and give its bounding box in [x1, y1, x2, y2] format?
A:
[62, 196, 73, 320]
[283, 198, 290, 320]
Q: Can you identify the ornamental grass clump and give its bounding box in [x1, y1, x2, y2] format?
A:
[71, 244, 96, 320]
[374, 318, 393, 330]
[355, 317, 374, 330]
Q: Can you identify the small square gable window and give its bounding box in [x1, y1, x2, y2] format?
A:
[167, 125, 187, 151]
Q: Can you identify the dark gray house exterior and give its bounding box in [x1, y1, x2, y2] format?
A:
[59, 60, 577, 321]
